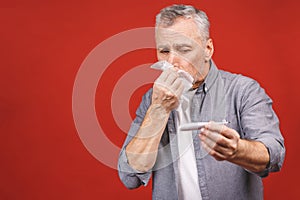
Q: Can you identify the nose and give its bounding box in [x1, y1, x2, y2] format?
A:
[167, 52, 180, 68]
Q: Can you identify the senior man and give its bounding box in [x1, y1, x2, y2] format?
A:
[118, 4, 285, 200]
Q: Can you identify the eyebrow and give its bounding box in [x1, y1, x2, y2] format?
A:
[174, 44, 192, 48]
[157, 43, 192, 49]
[157, 45, 169, 49]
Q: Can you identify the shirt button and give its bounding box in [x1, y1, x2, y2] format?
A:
[204, 87, 208, 92]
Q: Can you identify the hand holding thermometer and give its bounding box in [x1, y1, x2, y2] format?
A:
[179, 121, 229, 131]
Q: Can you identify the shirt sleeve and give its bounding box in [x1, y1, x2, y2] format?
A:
[118, 89, 153, 189]
[239, 78, 285, 177]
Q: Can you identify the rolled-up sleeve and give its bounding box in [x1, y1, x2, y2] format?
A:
[118, 89, 153, 189]
[239, 79, 285, 177]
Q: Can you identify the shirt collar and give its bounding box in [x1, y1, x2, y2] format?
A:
[196, 60, 219, 94]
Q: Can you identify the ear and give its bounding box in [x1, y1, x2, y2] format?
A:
[204, 38, 214, 62]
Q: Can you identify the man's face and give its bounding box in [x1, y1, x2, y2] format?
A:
[155, 17, 213, 82]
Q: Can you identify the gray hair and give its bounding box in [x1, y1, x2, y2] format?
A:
[155, 4, 210, 40]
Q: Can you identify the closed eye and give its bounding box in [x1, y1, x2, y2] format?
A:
[159, 49, 170, 54]
[177, 48, 192, 54]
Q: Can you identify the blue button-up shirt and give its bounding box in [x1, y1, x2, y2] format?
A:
[118, 61, 285, 200]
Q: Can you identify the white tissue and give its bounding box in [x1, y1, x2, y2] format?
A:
[150, 60, 173, 71]
[150, 61, 194, 92]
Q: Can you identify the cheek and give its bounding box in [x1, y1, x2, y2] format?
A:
[180, 53, 201, 71]
[156, 52, 163, 60]
[178, 60, 198, 77]
[189, 49, 206, 69]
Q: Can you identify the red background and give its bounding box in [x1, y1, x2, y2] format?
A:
[1, 0, 300, 199]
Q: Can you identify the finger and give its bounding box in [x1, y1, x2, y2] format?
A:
[171, 78, 182, 91]
[155, 68, 169, 83]
[205, 122, 238, 139]
[200, 133, 217, 149]
[200, 128, 231, 148]
[200, 128, 222, 143]
[155, 69, 179, 93]
[207, 139, 233, 156]
[172, 79, 184, 97]
[204, 121, 224, 133]
[202, 137, 236, 160]
[164, 69, 179, 86]
[219, 127, 240, 139]
[175, 82, 184, 98]
[200, 140, 226, 161]
[200, 139, 212, 153]
[155, 68, 175, 86]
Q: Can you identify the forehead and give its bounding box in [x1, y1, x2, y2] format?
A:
[155, 17, 202, 46]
